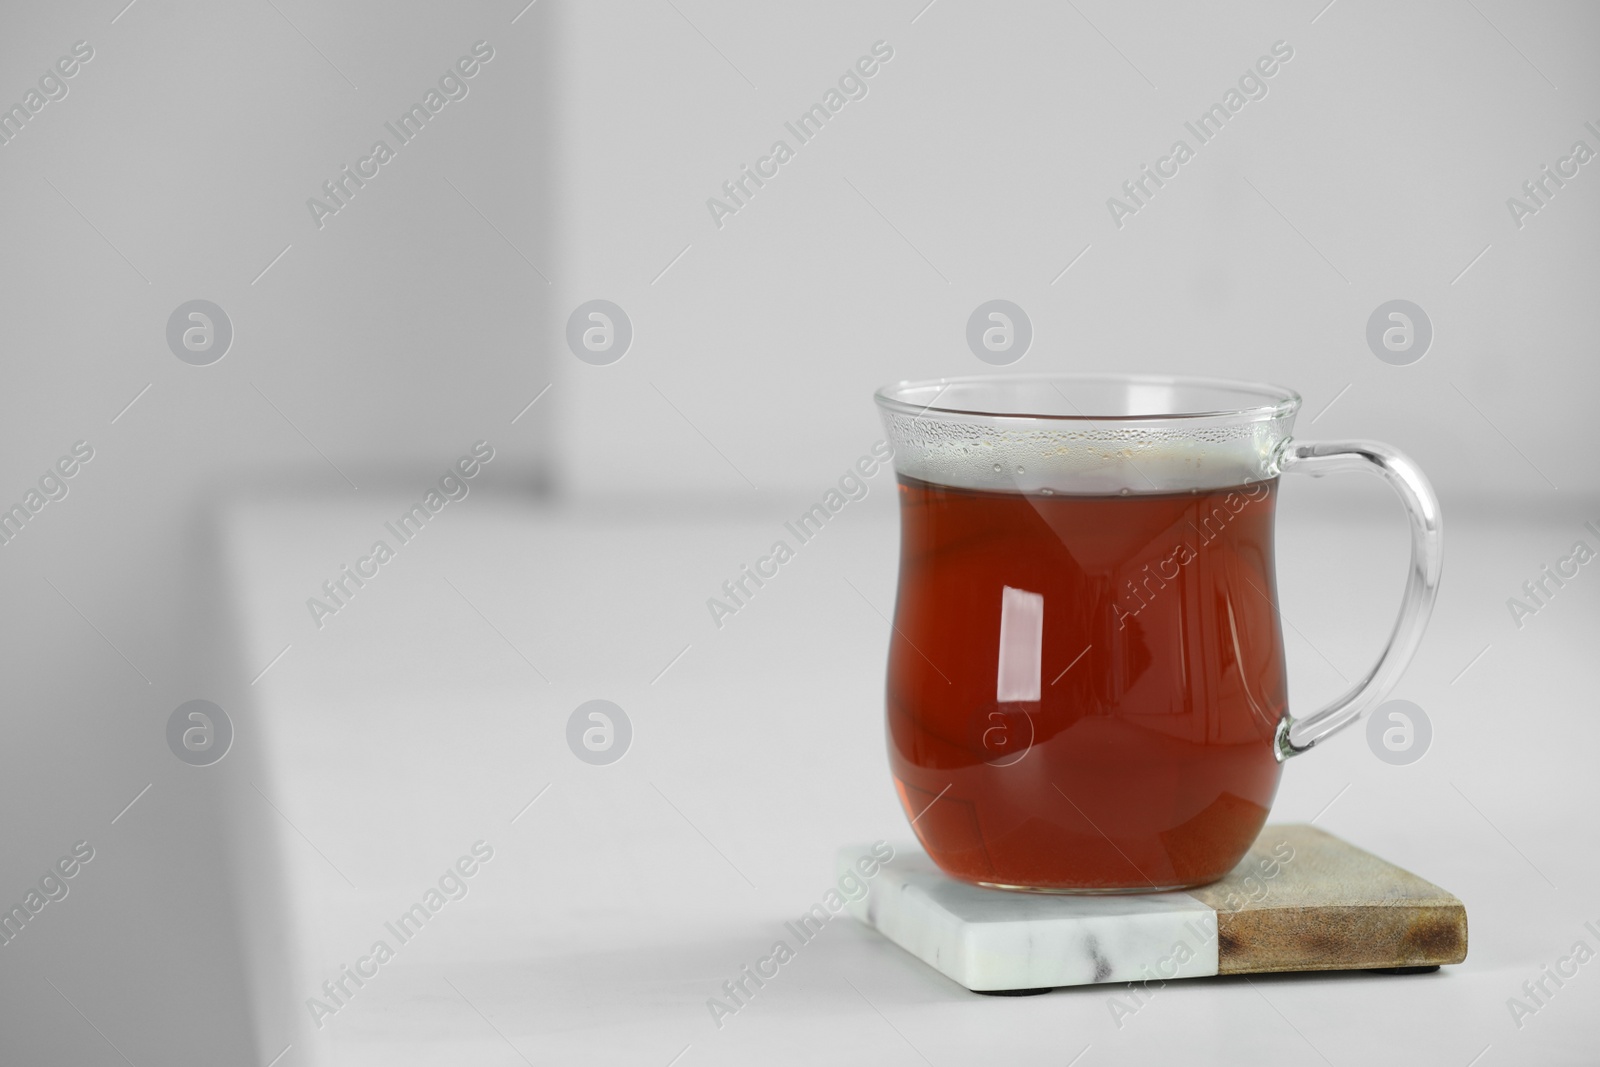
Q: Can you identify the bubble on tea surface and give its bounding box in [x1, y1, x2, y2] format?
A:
[877, 383, 1294, 495]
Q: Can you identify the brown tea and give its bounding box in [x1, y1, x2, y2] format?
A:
[886, 474, 1288, 891]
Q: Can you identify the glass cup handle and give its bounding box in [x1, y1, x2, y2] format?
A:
[1271, 438, 1444, 760]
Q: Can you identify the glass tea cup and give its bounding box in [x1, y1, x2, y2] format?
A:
[875, 374, 1441, 893]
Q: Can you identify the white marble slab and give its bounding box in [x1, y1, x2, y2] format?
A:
[840, 843, 1218, 992]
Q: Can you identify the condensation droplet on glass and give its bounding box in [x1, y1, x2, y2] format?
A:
[1015, 466, 1024, 475]
[992, 463, 1003, 472]
[1119, 487, 1131, 496]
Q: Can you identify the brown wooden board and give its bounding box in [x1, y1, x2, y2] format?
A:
[1187, 823, 1468, 974]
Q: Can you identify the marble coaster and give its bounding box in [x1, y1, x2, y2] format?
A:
[840, 824, 1467, 993]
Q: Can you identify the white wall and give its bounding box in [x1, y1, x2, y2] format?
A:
[553, 0, 1598, 503]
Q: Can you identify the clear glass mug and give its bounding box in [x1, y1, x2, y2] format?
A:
[875, 374, 1441, 893]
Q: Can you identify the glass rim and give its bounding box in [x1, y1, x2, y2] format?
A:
[873, 373, 1303, 423]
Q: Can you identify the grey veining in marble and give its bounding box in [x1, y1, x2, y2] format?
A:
[840, 843, 1218, 992]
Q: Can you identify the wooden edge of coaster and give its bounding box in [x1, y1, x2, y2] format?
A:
[1190, 824, 1468, 974]
[1214, 902, 1468, 974]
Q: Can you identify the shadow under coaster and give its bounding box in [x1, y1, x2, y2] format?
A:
[838, 824, 1467, 994]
